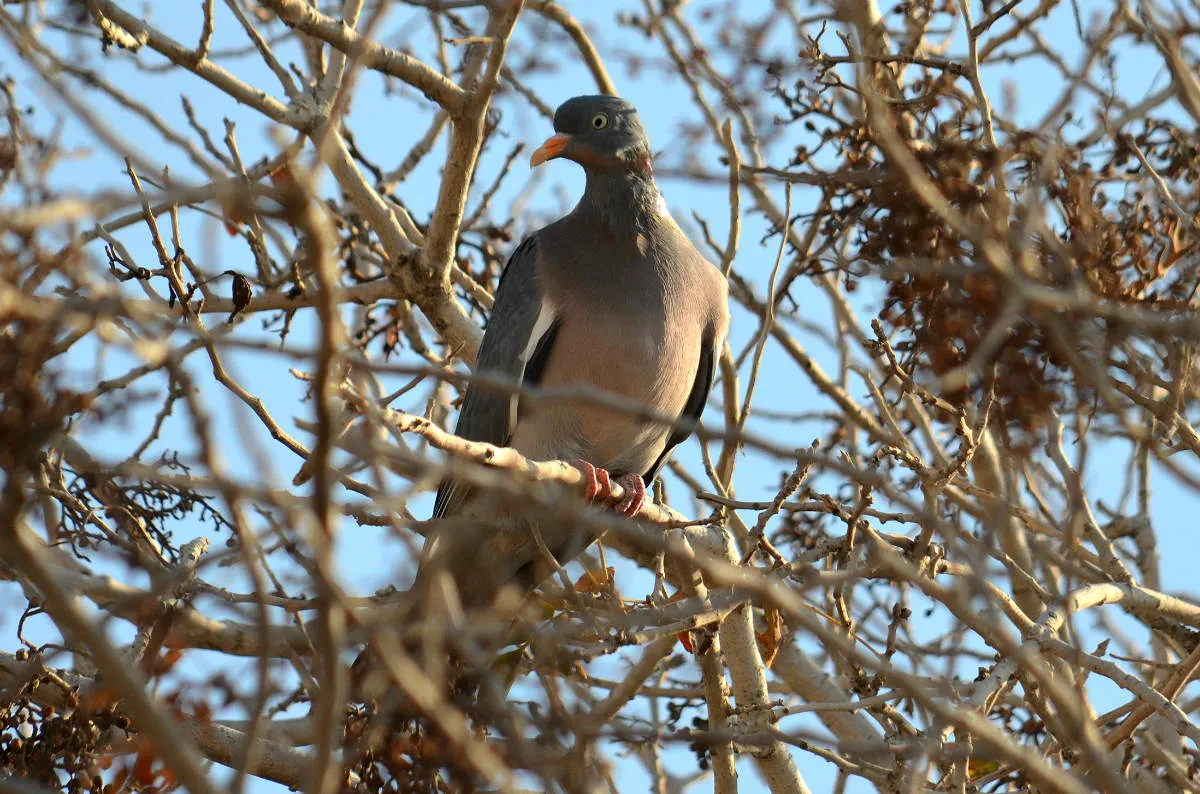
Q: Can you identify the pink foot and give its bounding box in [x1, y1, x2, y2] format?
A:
[569, 459, 610, 504]
[612, 473, 646, 517]
[569, 461, 645, 516]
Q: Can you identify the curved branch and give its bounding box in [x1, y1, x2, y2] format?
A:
[528, 1, 617, 95]
[87, 0, 299, 125]
[258, 0, 469, 115]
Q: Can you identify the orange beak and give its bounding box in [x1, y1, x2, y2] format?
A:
[530, 133, 572, 166]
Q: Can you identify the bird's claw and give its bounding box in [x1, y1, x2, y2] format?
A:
[595, 467, 613, 502]
[568, 461, 645, 516]
[568, 459, 604, 503]
[613, 473, 646, 517]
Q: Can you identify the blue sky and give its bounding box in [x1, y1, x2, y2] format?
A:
[2, 1, 1196, 792]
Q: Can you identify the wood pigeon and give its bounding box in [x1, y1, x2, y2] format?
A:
[423, 95, 730, 610]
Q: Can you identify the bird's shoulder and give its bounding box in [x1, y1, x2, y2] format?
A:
[473, 233, 552, 372]
[492, 233, 543, 298]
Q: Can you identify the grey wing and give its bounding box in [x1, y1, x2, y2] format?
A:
[642, 327, 720, 484]
[432, 235, 559, 518]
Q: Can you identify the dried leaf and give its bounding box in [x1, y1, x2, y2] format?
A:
[967, 758, 1001, 779]
[151, 648, 183, 675]
[0, 136, 17, 171]
[756, 606, 784, 669]
[81, 686, 117, 710]
[493, 645, 526, 669]
[574, 566, 615, 593]
[221, 199, 249, 236]
[132, 740, 157, 784]
[269, 166, 291, 186]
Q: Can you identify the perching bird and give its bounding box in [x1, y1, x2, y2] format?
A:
[421, 95, 730, 612]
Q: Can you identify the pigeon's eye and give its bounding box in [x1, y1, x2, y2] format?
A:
[590, 113, 609, 130]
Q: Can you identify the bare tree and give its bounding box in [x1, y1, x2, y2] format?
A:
[2, 0, 1200, 792]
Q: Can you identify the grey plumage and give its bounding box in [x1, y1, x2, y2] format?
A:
[423, 95, 730, 610]
[430, 235, 550, 521]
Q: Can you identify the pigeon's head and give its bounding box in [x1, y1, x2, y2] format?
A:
[531, 95, 652, 173]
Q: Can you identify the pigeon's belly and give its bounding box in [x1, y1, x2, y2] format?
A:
[511, 310, 697, 475]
